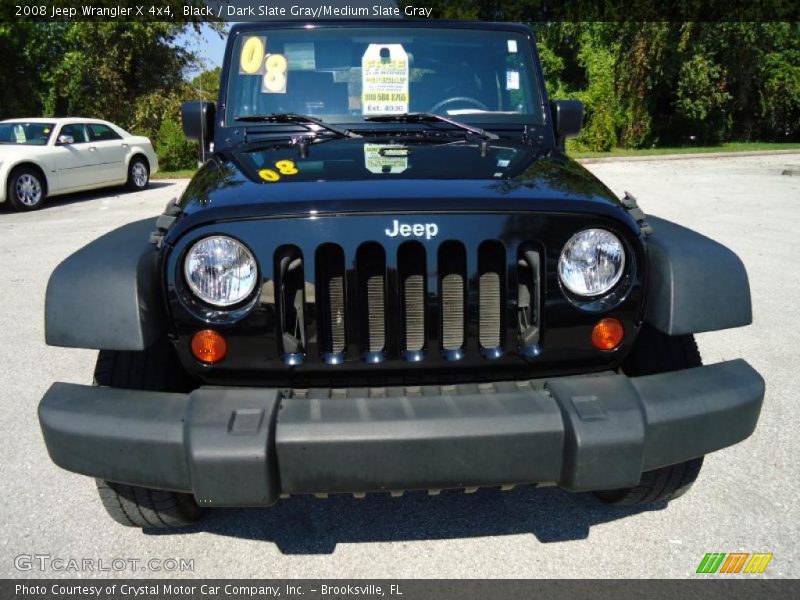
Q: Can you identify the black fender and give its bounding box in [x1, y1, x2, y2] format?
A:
[644, 216, 752, 335]
[45, 218, 165, 351]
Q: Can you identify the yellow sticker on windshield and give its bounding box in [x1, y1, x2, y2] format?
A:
[262, 54, 288, 94]
[275, 159, 298, 175]
[258, 168, 280, 182]
[258, 160, 299, 182]
[362, 44, 409, 115]
[240, 36, 266, 75]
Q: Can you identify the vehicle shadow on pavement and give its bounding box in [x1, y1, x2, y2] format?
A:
[146, 485, 664, 553]
[0, 181, 177, 213]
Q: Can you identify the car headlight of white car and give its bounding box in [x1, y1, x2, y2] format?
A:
[184, 236, 258, 307]
[558, 228, 626, 297]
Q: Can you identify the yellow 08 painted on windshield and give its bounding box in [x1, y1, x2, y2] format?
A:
[240, 36, 265, 74]
[275, 160, 298, 175]
[258, 160, 299, 182]
[258, 169, 280, 182]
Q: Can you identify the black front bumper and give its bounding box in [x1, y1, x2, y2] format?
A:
[38, 360, 764, 506]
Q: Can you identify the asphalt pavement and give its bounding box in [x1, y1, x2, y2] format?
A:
[1, 154, 798, 578]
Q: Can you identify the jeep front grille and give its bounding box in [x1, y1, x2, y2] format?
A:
[403, 275, 425, 352]
[328, 275, 346, 354]
[478, 240, 506, 351]
[272, 240, 542, 365]
[479, 272, 501, 347]
[441, 273, 465, 351]
[366, 274, 385, 353]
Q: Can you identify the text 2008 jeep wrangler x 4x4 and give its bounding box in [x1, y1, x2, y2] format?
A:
[39, 21, 764, 529]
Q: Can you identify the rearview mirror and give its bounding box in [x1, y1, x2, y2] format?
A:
[57, 135, 74, 145]
[551, 100, 584, 151]
[181, 101, 215, 151]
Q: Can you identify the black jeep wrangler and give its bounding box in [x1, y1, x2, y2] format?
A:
[39, 21, 764, 529]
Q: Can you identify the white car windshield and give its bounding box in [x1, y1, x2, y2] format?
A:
[226, 26, 544, 127]
[0, 122, 55, 145]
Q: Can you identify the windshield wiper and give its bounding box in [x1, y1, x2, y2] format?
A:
[363, 113, 499, 141]
[234, 113, 361, 138]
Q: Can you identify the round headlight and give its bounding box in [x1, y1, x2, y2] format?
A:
[558, 229, 626, 297]
[184, 236, 258, 307]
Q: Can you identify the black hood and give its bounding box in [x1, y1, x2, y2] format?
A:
[172, 137, 634, 239]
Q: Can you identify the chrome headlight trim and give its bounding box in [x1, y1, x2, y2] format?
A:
[183, 235, 258, 307]
[558, 228, 626, 297]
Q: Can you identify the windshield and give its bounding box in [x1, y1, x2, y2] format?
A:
[0, 122, 55, 145]
[226, 27, 544, 128]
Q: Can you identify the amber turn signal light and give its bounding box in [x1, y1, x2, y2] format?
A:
[191, 329, 227, 364]
[591, 318, 624, 351]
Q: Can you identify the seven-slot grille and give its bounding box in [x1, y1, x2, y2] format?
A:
[273, 240, 541, 365]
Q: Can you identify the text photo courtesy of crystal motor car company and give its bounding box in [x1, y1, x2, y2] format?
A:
[35, 19, 764, 531]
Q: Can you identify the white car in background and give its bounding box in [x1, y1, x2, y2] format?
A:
[0, 117, 158, 211]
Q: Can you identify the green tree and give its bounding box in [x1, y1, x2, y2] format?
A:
[127, 67, 223, 171]
[155, 117, 197, 171]
[43, 23, 194, 124]
[3, 14, 797, 154]
[0, 23, 67, 119]
[190, 67, 222, 101]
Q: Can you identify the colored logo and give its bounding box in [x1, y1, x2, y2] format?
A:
[696, 552, 773, 574]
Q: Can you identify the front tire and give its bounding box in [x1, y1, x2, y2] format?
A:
[594, 456, 705, 506]
[7, 167, 45, 211]
[96, 480, 204, 529]
[594, 325, 705, 506]
[126, 156, 150, 190]
[93, 342, 203, 528]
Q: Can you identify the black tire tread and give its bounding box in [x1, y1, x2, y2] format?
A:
[595, 456, 704, 506]
[96, 480, 202, 529]
[93, 342, 194, 392]
[620, 324, 701, 377]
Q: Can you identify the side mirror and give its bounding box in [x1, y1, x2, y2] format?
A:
[551, 100, 584, 151]
[57, 135, 74, 145]
[181, 101, 216, 150]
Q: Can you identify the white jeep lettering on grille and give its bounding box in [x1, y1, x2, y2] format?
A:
[385, 220, 439, 240]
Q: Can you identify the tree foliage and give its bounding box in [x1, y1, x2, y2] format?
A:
[43, 23, 192, 122]
[0, 22, 224, 167]
[535, 22, 800, 149]
[402, 3, 799, 149]
[1, 19, 797, 155]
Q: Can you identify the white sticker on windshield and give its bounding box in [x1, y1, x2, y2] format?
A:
[362, 44, 409, 115]
[364, 144, 409, 174]
[262, 54, 288, 94]
[507, 39, 518, 53]
[506, 70, 520, 90]
[285, 43, 315, 71]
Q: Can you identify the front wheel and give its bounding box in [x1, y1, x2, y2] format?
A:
[126, 156, 150, 190]
[594, 456, 704, 505]
[594, 325, 705, 505]
[94, 342, 203, 528]
[96, 480, 203, 528]
[7, 167, 45, 211]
